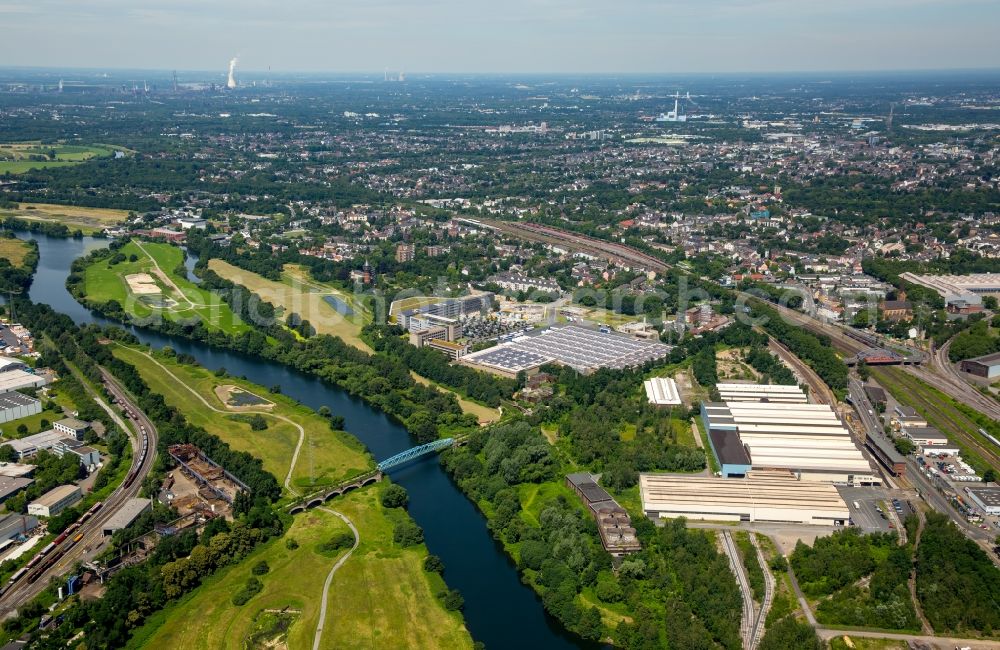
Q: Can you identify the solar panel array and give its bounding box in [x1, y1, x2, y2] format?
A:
[469, 347, 552, 373]
[468, 325, 670, 373]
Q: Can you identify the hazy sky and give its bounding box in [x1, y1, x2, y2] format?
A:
[2, 0, 998, 74]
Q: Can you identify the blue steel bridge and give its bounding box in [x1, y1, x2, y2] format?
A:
[288, 436, 465, 513]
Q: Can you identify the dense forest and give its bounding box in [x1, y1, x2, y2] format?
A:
[441, 421, 743, 648]
[916, 512, 1000, 634]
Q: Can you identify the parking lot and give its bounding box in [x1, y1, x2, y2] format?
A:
[837, 486, 898, 533]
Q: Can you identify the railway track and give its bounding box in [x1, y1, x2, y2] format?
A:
[720, 531, 755, 649]
[748, 534, 774, 650]
[874, 367, 1000, 472]
[0, 369, 156, 614]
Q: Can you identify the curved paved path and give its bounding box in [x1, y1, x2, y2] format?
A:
[132, 347, 306, 496]
[313, 507, 359, 650]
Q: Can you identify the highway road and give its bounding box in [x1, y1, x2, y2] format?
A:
[0, 368, 157, 615]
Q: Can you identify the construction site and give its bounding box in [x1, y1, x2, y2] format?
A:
[166, 444, 247, 515]
[83, 443, 247, 588]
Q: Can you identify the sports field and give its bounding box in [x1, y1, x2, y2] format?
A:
[132, 485, 472, 650]
[84, 241, 250, 334]
[112, 344, 371, 492]
[209, 258, 370, 350]
[0, 202, 129, 234]
[0, 238, 33, 268]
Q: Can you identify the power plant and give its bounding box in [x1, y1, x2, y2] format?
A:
[227, 57, 238, 89]
[656, 91, 689, 122]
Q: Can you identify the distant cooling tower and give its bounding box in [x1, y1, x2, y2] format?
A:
[227, 57, 238, 89]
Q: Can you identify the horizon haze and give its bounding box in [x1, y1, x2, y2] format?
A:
[1, 0, 998, 74]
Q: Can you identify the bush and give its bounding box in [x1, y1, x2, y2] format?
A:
[595, 574, 623, 603]
[249, 414, 268, 431]
[285, 538, 299, 550]
[319, 531, 355, 553]
[424, 554, 445, 574]
[232, 576, 263, 606]
[442, 589, 464, 611]
[393, 519, 424, 547]
[381, 484, 409, 509]
[252, 560, 270, 575]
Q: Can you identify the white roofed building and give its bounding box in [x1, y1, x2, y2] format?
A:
[644, 377, 681, 406]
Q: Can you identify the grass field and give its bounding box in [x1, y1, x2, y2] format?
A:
[0, 202, 129, 234]
[0, 143, 118, 175]
[0, 238, 33, 268]
[132, 485, 472, 650]
[209, 259, 369, 350]
[84, 241, 250, 334]
[211, 260, 500, 423]
[112, 344, 372, 493]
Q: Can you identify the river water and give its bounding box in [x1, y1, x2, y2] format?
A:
[14, 232, 583, 649]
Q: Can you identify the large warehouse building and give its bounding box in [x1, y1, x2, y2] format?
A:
[715, 383, 808, 403]
[898, 272, 1000, 307]
[959, 352, 1000, 380]
[0, 391, 41, 424]
[702, 384, 878, 485]
[462, 324, 671, 376]
[640, 473, 851, 526]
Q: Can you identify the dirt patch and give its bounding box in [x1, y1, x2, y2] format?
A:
[125, 272, 161, 295]
[716, 347, 760, 382]
[214, 384, 274, 410]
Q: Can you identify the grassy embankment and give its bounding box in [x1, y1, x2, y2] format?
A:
[112, 344, 370, 494]
[83, 241, 250, 335]
[873, 367, 1000, 475]
[208, 259, 500, 423]
[131, 486, 472, 650]
[0, 238, 33, 268]
[117, 346, 473, 649]
[0, 202, 129, 235]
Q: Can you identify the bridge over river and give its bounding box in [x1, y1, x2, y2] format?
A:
[288, 436, 466, 513]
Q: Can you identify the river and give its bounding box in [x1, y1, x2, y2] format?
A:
[15, 232, 585, 649]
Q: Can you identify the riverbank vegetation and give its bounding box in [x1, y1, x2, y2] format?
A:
[68, 240, 250, 335]
[72, 245, 484, 445]
[8, 299, 472, 648]
[0, 233, 38, 293]
[131, 485, 472, 650]
[110, 344, 372, 494]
